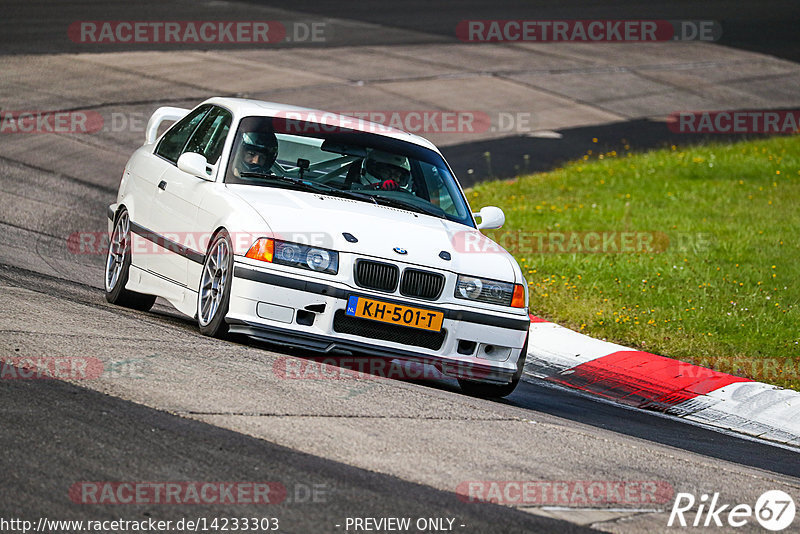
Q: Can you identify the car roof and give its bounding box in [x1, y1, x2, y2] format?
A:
[204, 97, 442, 154]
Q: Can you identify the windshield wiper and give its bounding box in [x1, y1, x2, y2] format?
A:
[371, 195, 445, 218]
[239, 172, 317, 190]
[240, 172, 378, 204]
[312, 184, 439, 216]
[305, 182, 379, 205]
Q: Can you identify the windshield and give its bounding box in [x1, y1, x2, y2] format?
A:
[225, 116, 475, 227]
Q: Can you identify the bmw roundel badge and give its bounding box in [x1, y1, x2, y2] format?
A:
[393, 247, 407, 255]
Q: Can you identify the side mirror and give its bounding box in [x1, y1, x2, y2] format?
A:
[177, 152, 212, 180]
[474, 206, 505, 230]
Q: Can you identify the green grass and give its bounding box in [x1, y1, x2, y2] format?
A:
[469, 136, 800, 389]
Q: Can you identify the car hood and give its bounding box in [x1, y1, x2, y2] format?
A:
[227, 185, 520, 282]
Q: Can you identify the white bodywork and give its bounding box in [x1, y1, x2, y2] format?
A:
[109, 97, 530, 385]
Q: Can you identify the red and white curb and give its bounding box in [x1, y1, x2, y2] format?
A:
[523, 315, 800, 447]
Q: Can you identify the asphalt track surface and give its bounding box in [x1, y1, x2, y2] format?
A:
[4, 1, 799, 60]
[1, 259, 799, 532]
[1, 1, 799, 532]
[0, 367, 587, 533]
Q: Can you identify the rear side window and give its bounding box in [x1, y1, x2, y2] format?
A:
[155, 105, 210, 163]
[184, 107, 232, 165]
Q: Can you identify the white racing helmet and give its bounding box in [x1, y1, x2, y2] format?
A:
[365, 150, 411, 187]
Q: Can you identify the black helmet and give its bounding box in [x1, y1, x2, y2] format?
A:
[237, 131, 278, 174]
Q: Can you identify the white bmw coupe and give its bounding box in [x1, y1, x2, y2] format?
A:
[106, 97, 530, 397]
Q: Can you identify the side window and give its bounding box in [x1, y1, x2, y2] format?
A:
[184, 107, 232, 165]
[155, 105, 210, 163]
[419, 163, 459, 216]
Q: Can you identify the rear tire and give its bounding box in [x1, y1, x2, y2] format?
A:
[458, 336, 528, 399]
[104, 208, 156, 311]
[197, 230, 233, 338]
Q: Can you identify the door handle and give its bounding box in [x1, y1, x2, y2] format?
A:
[158, 180, 167, 190]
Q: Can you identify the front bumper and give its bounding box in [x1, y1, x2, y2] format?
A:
[227, 262, 530, 385]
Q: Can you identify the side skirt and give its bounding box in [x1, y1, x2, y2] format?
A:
[128, 265, 198, 318]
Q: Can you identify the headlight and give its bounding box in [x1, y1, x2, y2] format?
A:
[455, 275, 526, 308]
[246, 238, 338, 275]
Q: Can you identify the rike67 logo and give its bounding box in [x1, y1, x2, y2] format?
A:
[669, 490, 796, 531]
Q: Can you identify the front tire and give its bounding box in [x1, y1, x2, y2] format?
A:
[104, 208, 156, 311]
[197, 230, 233, 338]
[458, 336, 528, 399]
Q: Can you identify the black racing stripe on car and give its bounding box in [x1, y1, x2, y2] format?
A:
[135, 264, 193, 290]
[233, 265, 530, 331]
[129, 221, 205, 264]
[447, 309, 530, 331]
[234, 265, 348, 299]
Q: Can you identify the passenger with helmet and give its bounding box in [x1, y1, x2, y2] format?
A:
[233, 131, 279, 177]
[362, 150, 411, 191]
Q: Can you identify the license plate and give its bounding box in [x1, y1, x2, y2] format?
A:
[345, 296, 444, 331]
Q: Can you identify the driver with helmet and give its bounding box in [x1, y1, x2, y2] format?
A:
[233, 131, 279, 177]
[363, 150, 411, 191]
